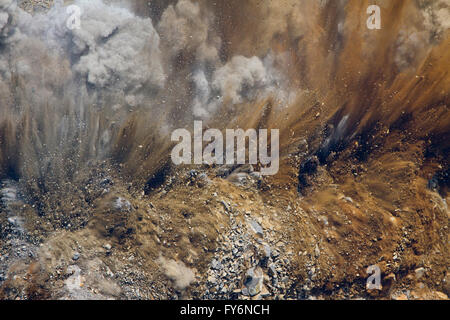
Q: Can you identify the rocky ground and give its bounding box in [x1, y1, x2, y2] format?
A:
[17, 0, 53, 13]
[0, 151, 448, 300]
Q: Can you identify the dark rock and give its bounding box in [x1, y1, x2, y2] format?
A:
[72, 252, 80, 261]
[244, 267, 264, 297]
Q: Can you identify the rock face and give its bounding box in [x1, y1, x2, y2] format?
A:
[0, 180, 38, 292]
[247, 219, 264, 237]
[72, 252, 80, 261]
[199, 193, 297, 300]
[113, 197, 132, 212]
[243, 267, 264, 297]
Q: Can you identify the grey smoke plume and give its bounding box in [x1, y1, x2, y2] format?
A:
[70, 1, 165, 94]
[212, 56, 269, 105]
[191, 55, 271, 118]
[31, 0, 164, 102]
[191, 54, 290, 118]
[158, 0, 221, 65]
[394, 0, 449, 70]
[157, 0, 290, 119]
[0, 0, 289, 188]
[158, 256, 195, 290]
[2, 0, 287, 115]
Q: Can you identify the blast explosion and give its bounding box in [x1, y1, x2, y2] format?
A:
[0, 0, 448, 301]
